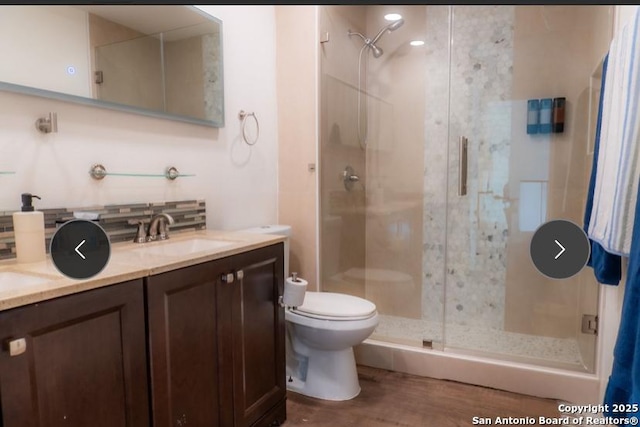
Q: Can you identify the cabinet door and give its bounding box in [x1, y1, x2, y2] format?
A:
[220, 244, 286, 427]
[146, 259, 229, 427]
[0, 280, 149, 427]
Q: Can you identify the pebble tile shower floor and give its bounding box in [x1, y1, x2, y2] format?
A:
[373, 314, 583, 367]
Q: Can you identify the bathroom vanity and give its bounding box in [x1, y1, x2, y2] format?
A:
[0, 231, 286, 427]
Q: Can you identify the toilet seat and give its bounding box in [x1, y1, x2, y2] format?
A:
[291, 292, 376, 321]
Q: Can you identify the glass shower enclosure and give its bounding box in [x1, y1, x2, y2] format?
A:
[319, 5, 613, 373]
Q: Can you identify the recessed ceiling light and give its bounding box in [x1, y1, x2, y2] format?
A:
[384, 13, 402, 21]
[410, 40, 425, 46]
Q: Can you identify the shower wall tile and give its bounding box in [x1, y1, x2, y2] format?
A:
[423, 6, 515, 330]
[421, 6, 450, 334]
[363, 5, 427, 320]
[319, 6, 368, 294]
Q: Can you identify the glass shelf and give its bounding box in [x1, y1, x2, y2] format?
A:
[89, 164, 194, 181]
[0, 171, 16, 175]
[93, 172, 196, 178]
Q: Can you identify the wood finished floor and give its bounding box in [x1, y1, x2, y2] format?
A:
[285, 365, 561, 426]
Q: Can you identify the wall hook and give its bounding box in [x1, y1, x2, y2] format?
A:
[35, 112, 58, 134]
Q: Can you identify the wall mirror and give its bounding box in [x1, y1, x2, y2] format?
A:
[0, 6, 224, 127]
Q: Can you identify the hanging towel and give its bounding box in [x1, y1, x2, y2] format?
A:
[584, 54, 622, 286]
[589, 9, 640, 257]
[603, 179, 640, 418]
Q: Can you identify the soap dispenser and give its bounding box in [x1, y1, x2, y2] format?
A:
[13, 193, 46, 263]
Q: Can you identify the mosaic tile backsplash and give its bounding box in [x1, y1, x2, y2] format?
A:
[0, 200, 206, 260]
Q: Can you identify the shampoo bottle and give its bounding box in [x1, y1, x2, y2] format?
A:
[539, 98, 553, 134]
[13, 193, 46, 263]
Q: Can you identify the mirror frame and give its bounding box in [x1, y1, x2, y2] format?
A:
[0, 6, 224, 128]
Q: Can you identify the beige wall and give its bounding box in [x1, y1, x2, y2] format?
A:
[363, 6, 426, 318]
[318, 6, 367, 297]
[275, 6, 318, 287]
[315, 6, 424, 318]
[505, 6, 612, 367]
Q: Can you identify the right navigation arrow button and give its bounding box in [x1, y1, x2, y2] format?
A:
[530, 219, 590, 279]
[554, 239, 566, 260]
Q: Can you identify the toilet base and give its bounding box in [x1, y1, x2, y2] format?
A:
[286, 347, 361, 401]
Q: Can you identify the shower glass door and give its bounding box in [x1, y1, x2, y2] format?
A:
[318, 4, 612, 373]
[441, 5, 611, 371]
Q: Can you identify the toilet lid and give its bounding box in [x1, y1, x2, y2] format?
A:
[292, 292, 376, 319]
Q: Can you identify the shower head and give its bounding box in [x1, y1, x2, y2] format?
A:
[349, 18, 404, 59]
[369, 18, 405, 46]
[387, 18, 405, 31]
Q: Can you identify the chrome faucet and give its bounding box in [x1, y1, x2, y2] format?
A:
[147, 213, 175, 241]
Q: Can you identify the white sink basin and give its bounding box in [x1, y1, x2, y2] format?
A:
[0, 271, 51, 290]
[128, 238, 235, 257]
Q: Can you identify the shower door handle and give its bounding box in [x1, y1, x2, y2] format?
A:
[458, 136, 468, 196]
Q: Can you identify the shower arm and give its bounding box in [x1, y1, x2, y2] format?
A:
[348, 30, 371, 44]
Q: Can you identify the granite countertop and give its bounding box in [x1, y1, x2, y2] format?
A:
[0, 229, 286, 312]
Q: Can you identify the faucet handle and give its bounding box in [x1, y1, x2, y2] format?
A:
[130, 220, 146, 244]
[158, 218, 171, 240]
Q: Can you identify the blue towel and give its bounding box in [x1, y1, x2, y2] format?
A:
[584, 54, 622, 286]
[603, 179, 640, 417]
[589, 10, 640, 256]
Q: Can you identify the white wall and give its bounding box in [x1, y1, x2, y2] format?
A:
[0, 5, 278, 231]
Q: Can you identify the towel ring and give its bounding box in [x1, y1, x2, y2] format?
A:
[239, 110, 259, 146]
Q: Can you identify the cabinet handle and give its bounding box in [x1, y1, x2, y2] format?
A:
[6, 338, 27, 356]
[221, 273, 234, 284]
[236, 270, 244, 280]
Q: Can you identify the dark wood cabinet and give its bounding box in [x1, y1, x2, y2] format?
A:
[0, 279, 149, 427]
[146, 258, 228, 427]
[146, 242, 286, 427]
[219, 244, 286, 427]
[0, 242, 286, 427]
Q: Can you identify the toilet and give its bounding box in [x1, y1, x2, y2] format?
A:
[238, 224, 379, 401]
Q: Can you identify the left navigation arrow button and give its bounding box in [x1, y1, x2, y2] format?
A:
[50, 219, 111, 279]
[75, 240, 86, 260]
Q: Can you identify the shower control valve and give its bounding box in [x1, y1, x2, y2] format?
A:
[343, 165, 360, 191]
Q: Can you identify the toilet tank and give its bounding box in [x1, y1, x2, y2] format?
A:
[237, 225, 291, 277]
